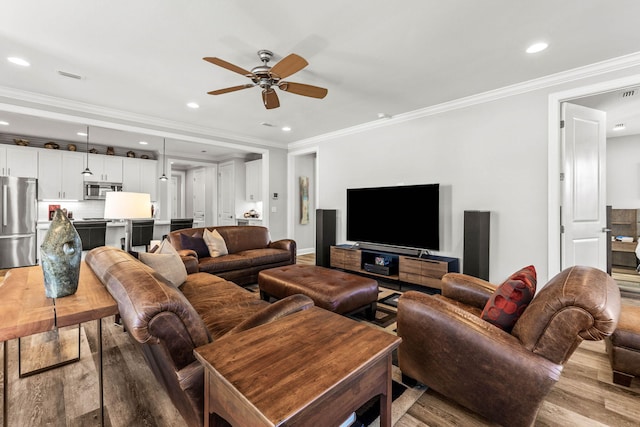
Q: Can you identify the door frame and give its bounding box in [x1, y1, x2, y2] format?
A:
[548, 74, 640, 278]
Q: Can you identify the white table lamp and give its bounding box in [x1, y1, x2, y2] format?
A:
[104, 192, 152, 252]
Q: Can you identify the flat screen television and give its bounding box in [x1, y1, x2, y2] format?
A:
[346, 184, 439, 251]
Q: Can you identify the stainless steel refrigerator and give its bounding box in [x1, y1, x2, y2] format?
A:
[0, 176, 37, 269]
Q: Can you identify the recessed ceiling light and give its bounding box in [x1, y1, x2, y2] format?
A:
[526, 42, 548, 54]
[614, 123, 626, 131]
[0, 121, 9, 126]
[77, 131, 87, 136]
[187, 102, 199, 109]
[139, 141, 148, 145]
[7, 57, 30, 67]
[282, 126, 292, 132]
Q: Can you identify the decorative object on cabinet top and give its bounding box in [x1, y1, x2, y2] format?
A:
[44, 141, 60, 149]
[0, 133, 156, 159]
[13, 138, 29, 146]
[126, 150, 136, 158]
[106, 146, 115, 155]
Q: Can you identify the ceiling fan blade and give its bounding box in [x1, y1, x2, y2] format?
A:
[262, 89, 280, 109]
[278, 81, 328, 99]
[269, 53, 308, 79]
[207, 84, 254, 95]
[203, 57, 253, 76]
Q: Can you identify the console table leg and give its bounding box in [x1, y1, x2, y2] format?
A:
[98, 318, 104, 427]
[3, 341, 7, 427]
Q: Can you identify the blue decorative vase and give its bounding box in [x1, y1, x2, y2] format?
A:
[40, 209, 82, 298]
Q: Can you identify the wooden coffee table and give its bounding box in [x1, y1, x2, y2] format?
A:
[194, 307, 401, 427]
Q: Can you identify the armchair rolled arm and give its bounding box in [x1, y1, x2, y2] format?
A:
[441, 273, 497, 309]
[226, 294, 314, 336]
[269, 239, 297, 262]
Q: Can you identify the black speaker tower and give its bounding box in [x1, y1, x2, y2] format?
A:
[316, 209, 336, 267]
[463, 211, 490, 280]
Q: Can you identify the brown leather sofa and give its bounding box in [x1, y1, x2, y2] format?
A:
[397, 266, 621, 427]
[85, 246, 313, 427]
[168, 225, 296, 286]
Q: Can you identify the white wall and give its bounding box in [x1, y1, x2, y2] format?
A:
[266, 148, 288, 241]
[293, 153, 316, 253]
[296, 65, 640, 284]
[607, 134, 640, 208]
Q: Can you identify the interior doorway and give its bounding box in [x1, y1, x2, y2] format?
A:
[548, 74, 640, 280]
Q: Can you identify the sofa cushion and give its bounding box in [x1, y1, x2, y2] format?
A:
[197, 253, 253, 274]
[236, 248, 293, 266]
[180, 272, 270, 339]
[481, 265, 537, 332]
[139, 240, 188, 288]
[180, 232, 210, 259]
[204, 228, 228, 258]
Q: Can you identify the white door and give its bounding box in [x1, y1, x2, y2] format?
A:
[171, 175, 179, 218]
[561, 102, 607, 271]
[219, 162, 236, 225]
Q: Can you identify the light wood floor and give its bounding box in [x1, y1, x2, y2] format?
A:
[1, 255, 639, 426]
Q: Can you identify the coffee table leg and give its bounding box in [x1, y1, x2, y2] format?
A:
[203, 369, 212, 427]
[379, 353, 393, 427]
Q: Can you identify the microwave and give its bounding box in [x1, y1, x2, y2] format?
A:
[84, 182, 123, 200]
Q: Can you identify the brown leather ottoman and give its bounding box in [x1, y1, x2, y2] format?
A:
[605, 304, 640, 386]
[258, 265, 378, 319]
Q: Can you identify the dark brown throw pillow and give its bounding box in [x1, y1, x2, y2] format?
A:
[179, 232, 210, 259]
[480, 265, 537, 332]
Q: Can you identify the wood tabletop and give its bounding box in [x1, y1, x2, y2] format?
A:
[0, 263, 118, 340]
[54, 263, 118, 328]
[0, 266, 55, 341]
[194, 307, 401, 426]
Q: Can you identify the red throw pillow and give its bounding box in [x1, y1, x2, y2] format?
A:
[481, 265, 537, 332]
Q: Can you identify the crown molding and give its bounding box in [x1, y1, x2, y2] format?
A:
[0, 86, 282, 149]
[289, 51, 640, 149]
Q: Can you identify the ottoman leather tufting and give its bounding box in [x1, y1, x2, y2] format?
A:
[259, 265, 379, 319]
[605, 303, 640, 387]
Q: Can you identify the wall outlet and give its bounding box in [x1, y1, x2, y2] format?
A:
[271, 206, 277, 213]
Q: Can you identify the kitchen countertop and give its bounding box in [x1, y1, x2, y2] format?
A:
[37, 219, 170, 228]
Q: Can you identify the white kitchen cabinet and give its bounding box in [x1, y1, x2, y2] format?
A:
[85, 154, 123, 183]
[245, 159, 262, 202]
[123, 157, 158, 201]
[0, 145, 38, 178]
[37, 150, 85, 200]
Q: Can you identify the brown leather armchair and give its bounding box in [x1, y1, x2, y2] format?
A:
[397, 266, 621, 427]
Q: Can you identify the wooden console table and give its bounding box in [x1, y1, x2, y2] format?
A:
[330, 245, 459, 289]
[194, 307, 401, 427]
[0, 263, 118, 427]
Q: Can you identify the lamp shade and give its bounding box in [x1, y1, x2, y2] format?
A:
[104, 192, 152, 219]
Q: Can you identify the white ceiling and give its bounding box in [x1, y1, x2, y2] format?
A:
[1, 1, 640, 164]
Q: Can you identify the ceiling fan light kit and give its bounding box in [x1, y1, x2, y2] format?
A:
[204, 49, 328, 109]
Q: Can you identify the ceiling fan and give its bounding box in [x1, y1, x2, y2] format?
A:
[203, 50, 328, 109]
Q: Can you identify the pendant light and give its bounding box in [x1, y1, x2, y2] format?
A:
[81, 126, 93, 176]
[159, 138, 168, 181]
